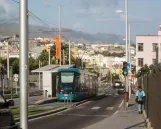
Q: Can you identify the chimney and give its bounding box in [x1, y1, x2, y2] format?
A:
[158, 24, 161, 35]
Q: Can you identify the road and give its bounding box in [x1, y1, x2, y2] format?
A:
[10, 96, 45, 107]
[27, 94, 122, 129]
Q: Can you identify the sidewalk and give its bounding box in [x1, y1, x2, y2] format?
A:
[83, 95, 146, 129]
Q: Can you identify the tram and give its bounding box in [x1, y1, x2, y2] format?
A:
[57, 68, 98, 101]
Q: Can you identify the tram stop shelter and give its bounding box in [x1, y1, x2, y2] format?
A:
[31, 64, 75, 97]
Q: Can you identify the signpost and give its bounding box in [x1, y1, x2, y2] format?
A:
[14, 74, 19, 94]
[127, 63, 131, 70]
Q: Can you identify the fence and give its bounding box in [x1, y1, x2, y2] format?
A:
[0, 74, 42, 88]
[137, 65, 161, 129]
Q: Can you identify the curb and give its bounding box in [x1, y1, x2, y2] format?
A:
[15, 107, 67, 123]
[143, 110, 154, 129]
[14, 94, 106, 123]
[34, 98, 57, 105]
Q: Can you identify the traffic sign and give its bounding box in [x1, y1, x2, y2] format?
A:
[14, 78, 18, 82]
[13, 74, 19, 82]
[14, 74, 18, 78]
[128, 71, 133, 76]
[127, 63, 131, 70]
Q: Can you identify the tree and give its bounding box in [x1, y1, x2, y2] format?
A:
[38, 50, 49, 66]
[131, 44, 136, 48]
[136, 64, 150, 78]
[29, 57, 39, 72]
[38, 43, 76, 65]
[12, 59, 19, 74]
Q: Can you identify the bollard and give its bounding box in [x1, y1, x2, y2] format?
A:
[67, 95, 69, 106]
[64, 94, 66, 106]
[70, 92, 72, 107]
[124, 92, 129, 102]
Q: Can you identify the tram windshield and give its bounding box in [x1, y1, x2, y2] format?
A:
[61, 72, 74, 83]
[58, 72, 74, 92]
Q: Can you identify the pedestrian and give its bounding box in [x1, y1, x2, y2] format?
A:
[135, 86, 145, 114]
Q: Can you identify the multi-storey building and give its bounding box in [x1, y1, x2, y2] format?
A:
[136, 24, 161, 72]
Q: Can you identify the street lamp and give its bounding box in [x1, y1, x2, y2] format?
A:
[116, 10, 124, 14]
[116, 0, 129, 108]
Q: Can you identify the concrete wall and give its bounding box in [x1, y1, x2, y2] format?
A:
[42, 72, 52, 97]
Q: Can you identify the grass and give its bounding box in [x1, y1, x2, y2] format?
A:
[11, 107, 54, 119]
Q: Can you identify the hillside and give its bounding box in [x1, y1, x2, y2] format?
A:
[0, 23, 125, 44]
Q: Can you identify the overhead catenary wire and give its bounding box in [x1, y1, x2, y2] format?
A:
[10, 0, 76, 52]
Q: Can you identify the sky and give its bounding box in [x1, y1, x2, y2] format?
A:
[0, 0, 161, 41]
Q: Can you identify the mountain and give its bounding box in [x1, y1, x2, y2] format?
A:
[0, 23, 125, 44]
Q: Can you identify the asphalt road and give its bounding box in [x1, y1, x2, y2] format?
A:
[27, 94, 123, 129]
[10, 96, 45, 107]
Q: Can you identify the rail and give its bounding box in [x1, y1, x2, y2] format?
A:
[63, 92, 74, 108]
[0, 124, 18, 129]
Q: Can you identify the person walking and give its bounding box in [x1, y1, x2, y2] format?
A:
[136, 86, 145, 114]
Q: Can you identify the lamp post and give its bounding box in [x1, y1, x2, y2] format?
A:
[116, 0, 129, 108]
[48, 46, 51, 65]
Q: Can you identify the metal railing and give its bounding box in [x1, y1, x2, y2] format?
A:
[137, 65, 161, 129]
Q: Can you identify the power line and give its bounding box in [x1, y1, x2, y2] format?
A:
[10, 0, 73, 42]
[0, 18, 19, 25]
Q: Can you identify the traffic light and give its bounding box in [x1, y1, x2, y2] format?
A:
[122, 61, 128, 76]
[0, 67, 4, 80]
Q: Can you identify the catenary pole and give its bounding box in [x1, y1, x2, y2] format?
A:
[20, 0, 29, 129]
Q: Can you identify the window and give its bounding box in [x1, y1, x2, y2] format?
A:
[152, 43, 158, 52]
[152, 59, 156, 65]
[138, 58, 144, 67]
[61, 72, 74, 83]
[137, 43, 143, 51]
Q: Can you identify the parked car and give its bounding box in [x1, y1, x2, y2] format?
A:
[113, 81, 123, 89]
[0, 93, 18, 129]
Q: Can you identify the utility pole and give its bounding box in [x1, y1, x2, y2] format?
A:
[128, 24, 131, 98]
[59, 5, 61, 66]
[20, 0, 28, 129]
[7, 42, 10, 88]
[39, 60, 41, 89]
[125, 0, 129, 109]
[69, 40, 71, 65]
[156, 46, 158, 64]
[48, 46, 51, 65]
[63, 49, 65, 65]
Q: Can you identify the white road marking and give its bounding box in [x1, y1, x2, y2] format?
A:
[91, 106, 100, 110]
[76, 106, 85, 109]
[16, 100, 92, 123]
[113, 110, 119, 115]
[57, 114, 108, 117]
[119, 100, 124, 108]
[106, 107, 114, 110]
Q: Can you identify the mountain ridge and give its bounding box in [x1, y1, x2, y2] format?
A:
[0, 23, 127, 44]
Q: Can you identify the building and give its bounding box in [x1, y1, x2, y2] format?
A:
[136, 24, 161, 72]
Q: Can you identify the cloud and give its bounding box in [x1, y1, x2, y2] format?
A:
[76, 0, 120, 15]
[95, 15, 151, 23]
[44, 0, 52, 8]
[73, 23, 81, 29]
[80, 0, 119, 9]
[96, 18, 117, 22]
[0, 0, 18, 22]
[77, 7, 101, 14]
[96, 16, 119, 22]
[120, 15, 152, 22]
